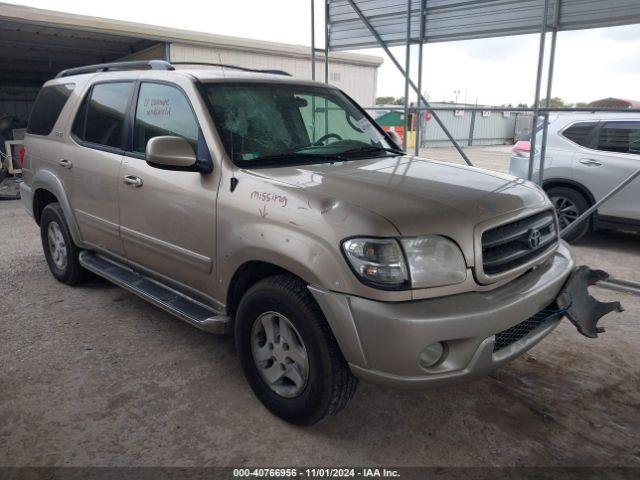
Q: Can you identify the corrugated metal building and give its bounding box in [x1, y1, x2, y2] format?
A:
[418, 104, 517, 147]
[372, 103, 518, 147]
[0, 2, 382, 124]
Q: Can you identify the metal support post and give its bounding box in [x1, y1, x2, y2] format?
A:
[311, 0, 316, 80]
[324, 0, 329, 84]
[414, 0, 425, 156]
[468, 110, 477, 146]
[345, 0, 473, 166]
[528, 0, 550, 181]
[324, 0, 329, 135]
[403, 0, 412, 151]
[538, 111, 550, 183]
[538, 0, 561, 185]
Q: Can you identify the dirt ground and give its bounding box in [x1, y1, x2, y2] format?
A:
[1, 194, 639, 467]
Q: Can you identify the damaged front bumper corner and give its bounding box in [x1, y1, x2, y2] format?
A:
[311, 243, 623, 390]
[557, 265, 624, 338]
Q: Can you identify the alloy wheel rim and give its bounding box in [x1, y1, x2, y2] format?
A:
[250, 311, 309, 398]
[47, 221, 68, 270]
[551, 195, 580, 230]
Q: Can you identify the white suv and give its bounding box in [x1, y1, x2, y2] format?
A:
[509, 113, 640, 241]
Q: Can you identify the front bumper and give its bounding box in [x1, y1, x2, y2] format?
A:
[310, 241, 575, 389]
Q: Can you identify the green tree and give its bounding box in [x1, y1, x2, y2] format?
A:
[536, 97, 571, 108]
[375, 96, 396, 105]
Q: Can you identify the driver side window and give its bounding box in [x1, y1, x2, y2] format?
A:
[133, 83, 199, 154]
[596, 122, 640, 155]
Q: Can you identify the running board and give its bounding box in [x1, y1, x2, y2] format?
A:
[79, 251, 230, 334]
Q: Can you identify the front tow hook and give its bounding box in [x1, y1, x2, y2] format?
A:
[557, 266, 624, 338]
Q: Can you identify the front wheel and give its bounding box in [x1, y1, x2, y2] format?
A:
[546, 186, 590, 242]
[235, 275, 357, 425]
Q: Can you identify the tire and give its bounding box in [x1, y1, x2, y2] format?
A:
[40, 203, 88, 285]
[546, 186, 590, 242]
[235, 274, 358, 425]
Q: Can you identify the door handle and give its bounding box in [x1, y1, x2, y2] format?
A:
[123, 175, 143, 187]
[579, 159, 602, 167]
[58, 159, 73, 169]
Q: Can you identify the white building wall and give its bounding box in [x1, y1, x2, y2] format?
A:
[119, 43, 166, 61]
[170, 43, 378, 107]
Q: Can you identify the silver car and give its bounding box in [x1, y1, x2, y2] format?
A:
[509, 113, 640, 241]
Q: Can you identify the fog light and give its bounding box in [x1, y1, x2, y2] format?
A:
[418, 342, 445, 368]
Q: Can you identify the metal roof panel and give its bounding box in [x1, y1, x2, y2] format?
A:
[328, 0, 640, 50]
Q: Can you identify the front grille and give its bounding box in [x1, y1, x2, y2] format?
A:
[481, 210, 557, 276]
[493, 302, 564, 352]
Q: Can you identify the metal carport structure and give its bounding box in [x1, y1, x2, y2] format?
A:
[0, 4, 165, 121]
[313, 0, 640, 238]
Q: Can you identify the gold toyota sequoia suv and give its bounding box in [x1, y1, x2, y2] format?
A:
[21, 61, 619, 425]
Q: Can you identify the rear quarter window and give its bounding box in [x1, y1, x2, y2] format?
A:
[561, 122, 597, 147]
[72, 82, 134, 149]
[27, 83, 75, 136]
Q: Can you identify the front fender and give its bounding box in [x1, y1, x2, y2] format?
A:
[216, 168, 414, 302]
[220, 222, 350, 293]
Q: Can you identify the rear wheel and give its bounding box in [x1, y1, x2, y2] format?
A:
[235, 274, 357, 425]
[40, 203, 88, 285]
[546, 186, 590, 242]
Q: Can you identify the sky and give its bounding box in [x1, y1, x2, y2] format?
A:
[8, 0, 640, 106]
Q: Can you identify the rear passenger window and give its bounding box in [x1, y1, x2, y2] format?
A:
[27, 83, 75, 135]
[133, 83, 199, 153]
[72, 82, 134, 149]
[597, 122, 640, 155]
[561, 122, 597, 147]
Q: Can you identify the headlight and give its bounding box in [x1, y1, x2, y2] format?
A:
[342, 236, 466, 290]
[342, 238, 408, 289]
[400, 236, 467, 288]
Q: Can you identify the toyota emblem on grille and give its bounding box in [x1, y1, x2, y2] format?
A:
[527, 229, 542, 249]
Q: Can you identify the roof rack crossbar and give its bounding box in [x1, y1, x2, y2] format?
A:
[170, 62, 291, 77]
[56, 60, 175, 79]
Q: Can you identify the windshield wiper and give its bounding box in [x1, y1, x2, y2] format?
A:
[339, 145, 405, 158]
[236, 144, 403, 168]
[236, 151, 347, 167]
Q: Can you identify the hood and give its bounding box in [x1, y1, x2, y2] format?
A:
[251, 156, 549, 264]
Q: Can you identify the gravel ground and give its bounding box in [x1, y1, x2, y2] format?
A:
[1, 197, 639, 468]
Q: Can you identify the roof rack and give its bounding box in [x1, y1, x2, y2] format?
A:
[55, 60, 174, 79]
[55, 60, 292, 79]
[170, 62, 291, 77]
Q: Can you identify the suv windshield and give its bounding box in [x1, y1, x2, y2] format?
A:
[204, 83, 401, 167]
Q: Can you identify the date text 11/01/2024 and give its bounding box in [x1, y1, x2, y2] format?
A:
[232, 468, 401, 478]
